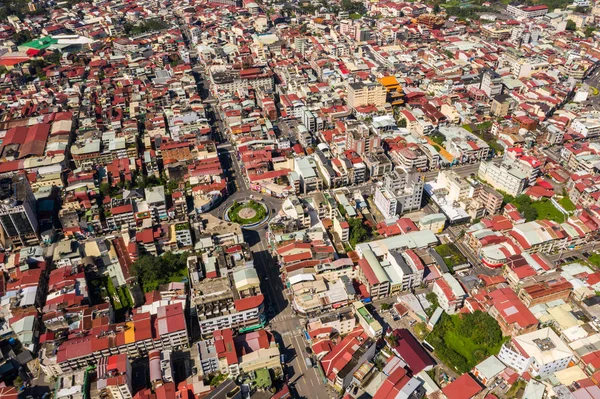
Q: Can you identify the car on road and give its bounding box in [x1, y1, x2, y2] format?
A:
[305, 357, 313, 368]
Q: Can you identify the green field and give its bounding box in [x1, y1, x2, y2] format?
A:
[531, 199, 565, 223]
[588, 254, 600, 268]
[427, 311, 504, 373]
[559, 196, 576, 212]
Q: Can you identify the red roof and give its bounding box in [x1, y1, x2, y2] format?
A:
[111, 203, 133, 215]
[214, 329, 238, 365]
[373, 367, 412, 399]
[390, 329, 434, 373]
[20, 123, 50, 158]
[489, 288, 538, 329]
[234, 294, 264, 312]
[442, 374, 483, 399]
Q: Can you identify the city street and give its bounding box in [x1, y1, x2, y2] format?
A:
[243, 228, 331, 399]
[423, 162, 481, 182]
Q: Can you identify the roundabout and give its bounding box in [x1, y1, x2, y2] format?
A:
[225, 200, 269, 227]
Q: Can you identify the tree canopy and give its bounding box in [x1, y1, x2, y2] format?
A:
[428, 311, 504, 373]
[348, 217, 371, 247]
[131, 252, 189, 292]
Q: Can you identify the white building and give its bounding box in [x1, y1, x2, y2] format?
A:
[386, 250, 424, 292]
[497, 328, 573, 377]
[571, 116, 600, 138]
[480, 69, 503, 98]
[478, 159, 528, 197]
[373, 168, 424, 219]
[432, 273, 467, 314]
[506, 4, 548, 18]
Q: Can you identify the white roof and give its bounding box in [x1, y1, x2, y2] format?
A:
[522, 380, 545, 399]
[514, 327, 573, 364]
[288, 273, 315, 286]
[475, 356, 506, 380]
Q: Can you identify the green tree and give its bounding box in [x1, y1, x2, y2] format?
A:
[341, 0, 366, 14]
[425, 292, 439, 316]
[522, 206, 538, 222]
[348, 218, 370, 247]
[167, 179, 180, 193]
[585, 26, 596, 37]
[12, 30, 33, 45]
[398, 118, 407, 128]
[130, 252, 189, 292]
[566, 19, 576, 31]
[99, 182, 111, 197]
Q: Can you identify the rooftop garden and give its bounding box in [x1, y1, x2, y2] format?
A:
[434, 243, 467, 272]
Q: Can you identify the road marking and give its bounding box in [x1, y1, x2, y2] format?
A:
[294, 333, 308, 372]
[257, 240, 284, 310]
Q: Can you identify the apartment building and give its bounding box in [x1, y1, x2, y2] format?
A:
[386, 250, 424, 292]
[432, 273, 467, 314]
[571, 116, 600, 138]
[346, 81, 387, 109]
[478, 159, 528, 197]
[191, 274, 265, 337]
[0, 175, 39, 247]
[509, 220, 567, 253]
[145, 186, 168, 223]
[357, 249, 391, 299]
[497, 328, 573, 377]
[480, 68, 503, 98]
[42, 303, 188, 376]
[294, 157, 324, 194]
[374, 169, 424, 219]
[353, 301, 383, 338]
[506, 4, 548, 18]
[209, 66, 274, 94]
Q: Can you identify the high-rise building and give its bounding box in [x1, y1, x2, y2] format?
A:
[0, 175, 39, 248]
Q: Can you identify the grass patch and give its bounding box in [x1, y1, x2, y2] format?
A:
[588, 254, 600, 268]
[168, 267, 188, 283]
[476, 121, 493, 131]
[427, 311, 505, 373]
[462, 124, 473, 132]
[434, 243, 467, 271]
[228, 200, 267, 224]
[104, 277, 123, 310]
[531, 199, 564, 223]
[429, 131, 446, 146]
[117, 286, 134, 308]
[253, 368, 272, 390]
[132, 252, 189, 293]
[506, 380, 526, 398]
[349, 12, 361, 19]
[208, 373, 228, 387]
[558, 196, 576, 212]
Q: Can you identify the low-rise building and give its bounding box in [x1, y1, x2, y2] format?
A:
[497, 327, 573, 377]
[432, 273, 467, 314]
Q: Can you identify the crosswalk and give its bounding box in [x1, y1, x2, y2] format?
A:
[280, 330, 303, 338]
[270, 313, 297, 323]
